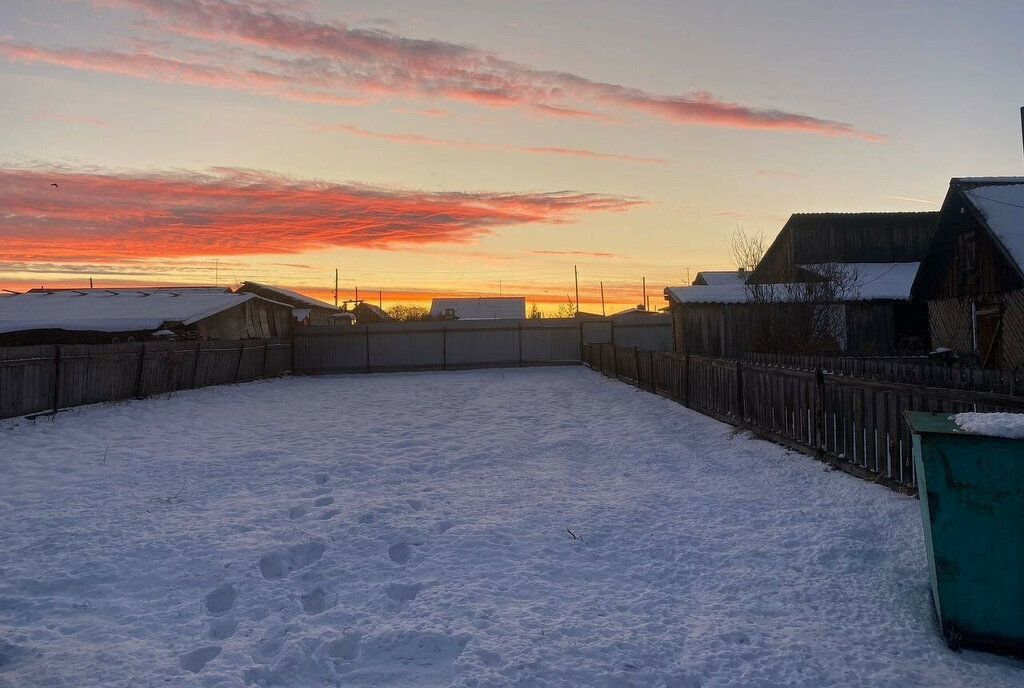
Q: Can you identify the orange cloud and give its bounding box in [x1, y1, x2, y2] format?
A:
[0, 166, 643, 262]
[33, 0, 881, 139]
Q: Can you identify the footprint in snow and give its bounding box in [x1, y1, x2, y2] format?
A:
[314, 496, 334, 507]
[204, 583, 235, 615]
[259, 542, 325, 580]
[301, 586, 333, 615]
[180, 646, 220, 673]
[314, 473, 329, 485]
[288, 506, 307, 520]
[326, 630, 361, 661]
[388, 543, 413, 565]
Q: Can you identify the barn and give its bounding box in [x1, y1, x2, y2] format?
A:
[665, 212, 938, 357]
[912, 177, 1024, 369]
[0, 287, 294, 345]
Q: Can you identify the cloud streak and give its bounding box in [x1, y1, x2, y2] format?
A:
[311, 122, 668, 164]
[0, 166, 643, 262]
[20, 0, 881, 139]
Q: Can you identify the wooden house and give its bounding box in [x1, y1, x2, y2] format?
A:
[237, 281, 342, 326]
[0, 287, 293, 345]
[665, 212, 938, 357]
[912, 177, 1024, 369]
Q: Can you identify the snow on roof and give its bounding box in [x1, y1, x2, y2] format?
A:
[961, 183, 1024, 273]
[239, 282, 339, 311]
[429, 297, 526, 319]
[0, 288, 256, 334]
[799, 262, 921, 301]
[664, 283, 750, 304]
[694, 271, 747, 286]
[666, 263, 920, 305]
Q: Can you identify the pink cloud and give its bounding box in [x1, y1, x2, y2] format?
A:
[34, 0, 882, 139]
[0, 166, 643, 262]
[528, 250, 621, 259]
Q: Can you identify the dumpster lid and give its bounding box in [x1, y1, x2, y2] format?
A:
[905, 410, 1024, 439]
[904, 411, 966, 436]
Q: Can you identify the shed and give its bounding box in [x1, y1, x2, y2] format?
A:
[912, 177, 1024, 369]
[0, 287, 293, 345]
[237, 282, 342, 326]
[429, 297, 526, 320]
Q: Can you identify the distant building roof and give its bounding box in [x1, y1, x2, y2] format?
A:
[665, 262, 920, 305]
[237, 282, 340, 311]
[0, 287, 258, 334]
[693, 271, 747, 286]
[429, 297, 526, 320]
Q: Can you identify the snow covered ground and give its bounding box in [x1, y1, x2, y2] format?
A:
[1, 367, 1022, 687]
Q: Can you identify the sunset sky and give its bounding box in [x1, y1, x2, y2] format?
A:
[2, 1, 1022, 312]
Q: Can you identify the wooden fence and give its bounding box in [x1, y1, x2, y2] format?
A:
[587, 344, 1024, 491]
[0, 338, 292, 420]
[744, 351, 1024, 396]
[294, 316, 672, 373]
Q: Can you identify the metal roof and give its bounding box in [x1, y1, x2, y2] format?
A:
[0, 287, 257, 334]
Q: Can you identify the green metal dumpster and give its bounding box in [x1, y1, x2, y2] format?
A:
[905, 411, 1024, 656]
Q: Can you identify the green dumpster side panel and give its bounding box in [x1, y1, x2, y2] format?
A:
[905, 411, 1024, 655]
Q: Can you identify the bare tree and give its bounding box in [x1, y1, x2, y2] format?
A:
[385, 304, 432, 321]
[726, 227, 767, 274]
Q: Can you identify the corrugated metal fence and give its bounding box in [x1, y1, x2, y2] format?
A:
[294, 316, 672, 373]
[0, 338, 292, 420]
[586, 343, 1024, 492]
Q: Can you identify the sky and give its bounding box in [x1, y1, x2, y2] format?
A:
[1, 0, 1022, 313]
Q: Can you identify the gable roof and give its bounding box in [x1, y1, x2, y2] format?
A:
[0, 287, 258, 334]
[429, 297, 526, 320]
[748, 211, 938, 285]
[237, 282, 340, 312]
[959, 179, 1024, 276]
[693, 270, 747, 286]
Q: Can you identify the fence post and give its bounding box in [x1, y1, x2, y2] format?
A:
[611, 345, 618, 378]
[442, 327, 448, 371]
[518, 320, 523, 367]
[578, 320, 584, 362]
[135, 343, 147, 398]
[191, 341, 202, 388]
[683, 354, 690, 407]
[634, 346, 640, 386]
[814, 367, 825, 457]
[365, 326, 371, 373]
[52, 345, 62, 415]
[735, 360, 744, 420]
[262, 340, 270, 377]
[234, 341, 246, 382]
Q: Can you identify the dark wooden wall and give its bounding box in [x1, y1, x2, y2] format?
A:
[929, 290, 1024, 369]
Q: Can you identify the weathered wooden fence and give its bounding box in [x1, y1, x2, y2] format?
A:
[294, 316, 671, 373]
[587, 344, 1024, 491]
[0, 338, 292, 420]
[744, 351, 1024, 396]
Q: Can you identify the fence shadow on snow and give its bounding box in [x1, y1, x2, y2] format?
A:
[586, 344, 1024, 492]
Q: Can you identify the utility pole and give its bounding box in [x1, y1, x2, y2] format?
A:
[355, 286, 359, 302]
[642, 276, 647, 310]
[600, 281, 605, 316]
[379, 290, 382, 309]
[574, 265, 580, 317]
[89, 277, 93, 289]
[334, 268, 339, 307]
[214, 259, 218, 287]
